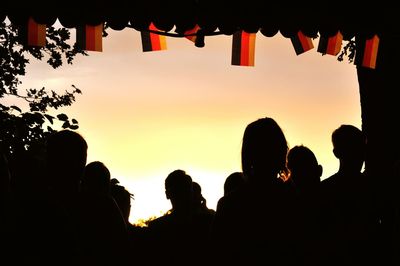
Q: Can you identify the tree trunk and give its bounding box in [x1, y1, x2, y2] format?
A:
[357, 33, 400, 178]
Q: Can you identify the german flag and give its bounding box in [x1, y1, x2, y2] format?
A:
[362, 35, 380, 69]
[231, 31, 256, 66]
[185, 24, 201, 43]
[291, 31, 314, 55]
[27, 17, 46, 47]
[141, 23, 167, 52]
[317, 31, 343, 56]
[76, 24, 103, 52]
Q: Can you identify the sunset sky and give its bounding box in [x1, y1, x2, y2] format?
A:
[11, 21, 361, 224]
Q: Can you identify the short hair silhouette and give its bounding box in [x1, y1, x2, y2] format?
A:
[82, 161, 111, 195]
[45, 129, 88, 191]
[331, 124, 366, 172]
[165, 169, 193, 199]
[164, 169, 193, 212]
[241, 117, 289, 181]
[223, 172, 245, 196]
[287, 145, 322, 190]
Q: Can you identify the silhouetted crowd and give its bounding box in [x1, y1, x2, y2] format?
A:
[1, 117, 400, 265]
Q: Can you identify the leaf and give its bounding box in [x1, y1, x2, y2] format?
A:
[57, 113, 68, 121]
[10, 105, 22, 112]
[62, 121, 70, 129]
[71, 118, 78, 124]
[44, 114, 54, 124]
[69, 125, 79, 130]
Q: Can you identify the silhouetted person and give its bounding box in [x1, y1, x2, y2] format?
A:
[287, 145, 323, 265]
[223, 172, 245, 196]
[320, 124, 380, 266]
[212, 117, 300, 265]
[82, 161, 111, 196]
[192, 181, 215, 216]
[78, 162, 128, 266]
[24, 129, 88, 266]
[288, 145, 322, 193]
[147, 170, 213, 266]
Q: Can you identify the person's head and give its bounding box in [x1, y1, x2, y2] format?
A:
[192, 181, 206, 207]
[287, 145, 322, 191]
[331, 125, 366, 173]
[241, 117, 289, 182]
[110, 178, 134, 224]
[165, 169, 193, 211]
[224, 172, 245, 196]
[82, 161, 111, 196]
[45, 130, 88, 193]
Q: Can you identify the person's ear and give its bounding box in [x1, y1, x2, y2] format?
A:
[317, 165, 323, 179]
[333, 148, 340, 159]
[165, 189, 170, 199]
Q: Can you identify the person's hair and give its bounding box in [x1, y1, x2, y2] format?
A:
[332, 124, 365, 155]
[46, 129, 88, 167]
[241, 117, 289, 181]
[287, 145, 318, 174]
[224, 172, 245, 195]
[82, 161, 111, 194]
[165, 169, 192, 199]
[110, 178, 134, 221]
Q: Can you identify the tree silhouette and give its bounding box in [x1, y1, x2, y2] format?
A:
[0, 20, 87, 159]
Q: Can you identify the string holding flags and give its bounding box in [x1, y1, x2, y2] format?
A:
[76, 23, 103, 52]
[290, 31, 314, 55]
[317, 31, 343, 56]
[231, 30, 256, 67]
[141, 23, 167, 52]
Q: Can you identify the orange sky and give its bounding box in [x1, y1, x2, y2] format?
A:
[13, 21, 361, 224]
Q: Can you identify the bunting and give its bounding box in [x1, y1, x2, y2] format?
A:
[362, 35, 380, 69]
[231, 31, 256, 66]
[291, 31, 314, 55]
[76, 24, 103, 52]
[27, 17, 46, 47]
[141, 23, 167, 52]
[317, 31, 343, 56]
[184, 24, 201, 43]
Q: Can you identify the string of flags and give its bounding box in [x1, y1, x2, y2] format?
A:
[21, 17, 380, 69]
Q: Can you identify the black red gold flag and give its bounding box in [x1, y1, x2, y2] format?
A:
[362, 35, 379, 69]
[317, 31, 343, 56]
[76, 24, 103, 52]
[27, 17, 46, 47]
[291, 31, 314, 55]
[185, 24, 201, 43]
[141, 23, 167, 52]
[231, 31, 256, 66]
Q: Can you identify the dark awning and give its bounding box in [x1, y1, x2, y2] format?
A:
[1, 2, 398, 39]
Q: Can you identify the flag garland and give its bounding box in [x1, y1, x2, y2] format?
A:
[184, 24, 201, 43]
[27, 17, 46, 47]
[231, 30, 256, 66]
[317, 31, 343, 56]
[290, 31, 314, 55]
[141, 23, 167, 52]
[76, 23, 103, 52]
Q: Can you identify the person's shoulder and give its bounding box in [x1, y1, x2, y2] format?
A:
[321, 173, 339, 186]
[147, 213, 172, 228]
